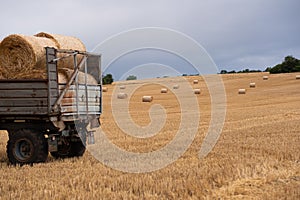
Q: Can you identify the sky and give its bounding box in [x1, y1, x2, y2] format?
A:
[0, 0, 299, 79]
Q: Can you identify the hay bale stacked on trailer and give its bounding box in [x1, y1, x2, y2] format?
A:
[0, 32, 86, 80]
[0, 34, 57, 79]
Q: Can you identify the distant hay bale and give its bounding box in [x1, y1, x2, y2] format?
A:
[142, 96, 153, 102]
[173, 84, 179, 89]
[263, 76, 269, 80]
[194, 89, 201, 94]
[102, 86, 108, 92]
[119, 85, 126, 89]
[35, 32, 86, 69]
[193, 80, 199, 84]
[296, 75, 300, 79]
[0, 34, 57, 79]
[238, 89, 246, 94]
[117, 93, 127, 99]
[249, 82, 256, 88]
[161, 88, 168, 93]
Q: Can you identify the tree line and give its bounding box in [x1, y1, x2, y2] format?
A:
[220, 55, 300, 74]
[102, 56, 300, 84]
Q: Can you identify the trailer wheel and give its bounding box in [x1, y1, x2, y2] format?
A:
[7, 129, 48, 165]
[51, 140, 85, 159]
[69, 141, 86, 157]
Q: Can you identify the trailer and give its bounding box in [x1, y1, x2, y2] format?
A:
[0, 47, 102, 164]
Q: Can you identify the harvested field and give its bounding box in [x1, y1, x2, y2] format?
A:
[0, 72, 299, 199]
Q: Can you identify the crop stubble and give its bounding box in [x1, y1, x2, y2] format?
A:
[0, 72, 299, 199]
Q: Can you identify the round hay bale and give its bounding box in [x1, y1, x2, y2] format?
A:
[238, 89, 246, 94]
[117, 93, 127, 99]
[263, 76, 269, 80]
[249, 82, 256, 88]
[0, 34, 57, 79]
[102, 86, 108, 92]
[119, 85, 126, 89]
[193, 80, 199, 84]
[142, 96, 153, 102]
[35, 32, 86, 69]
[173, 84, 179, 89]
[296, 75, 300, 79]
[57, 68, 98, 85]
[194, 89, 201, 94]
[161, 88, 168, 93]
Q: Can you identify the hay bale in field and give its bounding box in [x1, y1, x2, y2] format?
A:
[117, 93, 127, 99]
[142, 96, 153, 102]
[238, 89, 246, 94]
[193, 80, 199, 84]
[35, 32, 86, 69]
[102, 86, 108, 92]
[119, 85, 126, 89]
[161, 88, 168, 93]
[263, 76, 269, 80]
[194, 89, 201, 94]
[173, 84, 179, 89]
[0, 34, 57, 79]
[249, 82, 256, 88]
[296, 75, 300, 79]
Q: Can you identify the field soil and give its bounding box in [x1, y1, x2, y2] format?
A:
[0, 72, 299, 199]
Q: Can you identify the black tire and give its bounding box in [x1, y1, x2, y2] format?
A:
[7, 129, 48, 165]
[51, 140, 85, 159]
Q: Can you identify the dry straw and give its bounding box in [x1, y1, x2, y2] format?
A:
[119, 85, 126, 89]
[296, 75, 300, 79]
[102, 87, 108, 92]
[0, 34, 57, 79]
[193, 80, 199, 84]
[263, 76, 269, 80]
[142, 96, 153, 102]
[161, 88, 168, 93]
[238, 89, 246, 94]
[173, 84, 179, 89]
[249, 82, 256, 88]
[117, 93, 127, 99]
[194, 89, 201, 94]
[58, 68, 98, 85]
[35, 32, 86, 69]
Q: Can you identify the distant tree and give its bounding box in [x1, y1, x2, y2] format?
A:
[220, 70, 228, 74]
[269, 55, 300, 74]
[126, 75, 137, 81]
[102, 74, 114, 85]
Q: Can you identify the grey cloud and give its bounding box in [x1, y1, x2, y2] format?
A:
[0, 0, 299, 74]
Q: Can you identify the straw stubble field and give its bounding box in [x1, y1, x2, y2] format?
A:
[0, 72, 299, 199]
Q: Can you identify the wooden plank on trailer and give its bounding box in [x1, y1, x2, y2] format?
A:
[0, 89, 48, 98]
[61, 105, 101, 113]
[61, 90, 100, 98]
[0, 82, 47, 90]
[0, 107, 48, 115]
[0, 98, 48, 107]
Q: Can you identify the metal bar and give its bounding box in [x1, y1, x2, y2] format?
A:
[99, 55, 102, 114]
[51, 57, 87, 111]
[51, 52, 77, 62]
[84, 58, 89, 116]
[74, 54, 80, 118]
[56, 49, 100, 57]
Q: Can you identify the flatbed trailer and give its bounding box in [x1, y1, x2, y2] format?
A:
[0, 47, 102, 164]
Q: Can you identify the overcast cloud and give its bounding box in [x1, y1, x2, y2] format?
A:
[0, 0, 299, 77]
